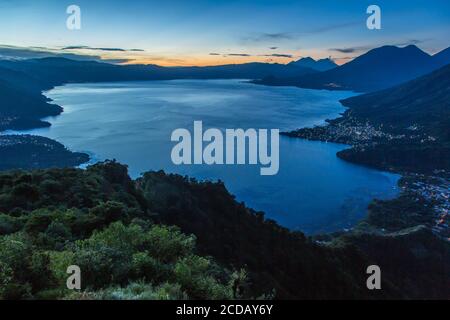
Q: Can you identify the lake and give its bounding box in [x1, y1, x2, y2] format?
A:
[14, 79, 400, 234]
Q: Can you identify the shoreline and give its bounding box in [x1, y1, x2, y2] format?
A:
[0, 86, 91, 170]
[282, 105, 450, 240]
[3, 80, 448, 239]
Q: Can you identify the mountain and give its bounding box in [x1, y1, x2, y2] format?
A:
[284, 63, 450, 173]
[0, 57, 316, 85]
[0, 58, 169, 86]
[336, 64, 450, 173]
[0, 65, 62, 130]
[433, 46, 450, 66]
[257, 45, 450, 92]
[289, 57, 337, 71]
[341, 63, 450, 139]
[297, 45, 443, 92]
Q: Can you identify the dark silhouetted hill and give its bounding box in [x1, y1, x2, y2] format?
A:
[341, 63, 450, 139]
[337, 64, 450, 173]
[0, 135, 89, 170]
[0, 65, 62, 130]
[433, 47, 450, 66]
[257, 45, 450, 92]
[288, 57, 337, 71]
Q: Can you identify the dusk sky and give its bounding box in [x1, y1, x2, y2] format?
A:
[1, 0, 449, 66]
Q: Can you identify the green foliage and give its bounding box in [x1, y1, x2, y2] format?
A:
[0, 161, 448, 300]
[0, 162, 237, 300]
[67, 281, 189, 300]
[174, 255, 233, 300]
[367, 195, 435, 231]
[0, 233, 34, 299]
[0, 213, 22, 235]
[62, 222, 232, 298]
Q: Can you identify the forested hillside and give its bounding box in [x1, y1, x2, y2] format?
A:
[1, 161, 448, 299]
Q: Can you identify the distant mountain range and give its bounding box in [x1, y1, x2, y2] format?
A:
[1, 44, 449, 132]
[257, 45, 450, 92]
[288, 57, 337, 71]
[0, 57, 316, 84]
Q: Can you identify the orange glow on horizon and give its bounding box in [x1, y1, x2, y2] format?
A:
[74, 48, 351, 67]
[118, 55, 350, 67]
[119, 55, 296, 67]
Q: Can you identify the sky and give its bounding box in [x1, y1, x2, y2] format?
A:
[0, 0, 449, 66]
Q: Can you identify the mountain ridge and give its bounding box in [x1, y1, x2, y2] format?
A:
[256, 45, 450, 92]
[288, 57, 337, 71]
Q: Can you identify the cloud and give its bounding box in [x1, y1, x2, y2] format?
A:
[260, 53, 293, 58]
[330, 48, 358, 54]
[226, 53, 252, 57]
[242, 32, 294, 43]
[329, 39, 430, 54]
[210, 51, 293, 59]
[0, 45, 131, 64]
[393, 39, 430, 47]
[61, 45, 144, 52]
[329, 46, 372, 53]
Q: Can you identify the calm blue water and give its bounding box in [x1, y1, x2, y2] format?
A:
[12, 79, 399, 234]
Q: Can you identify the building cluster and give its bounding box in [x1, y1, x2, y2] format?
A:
[0, 135, 56, 150]
[324, 121, 391, 143]
[405, 175, 450, 240]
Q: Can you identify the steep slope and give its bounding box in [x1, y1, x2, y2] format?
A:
[340, 63, 450, 139]
[283, 63, 450, 173]
[257, 45, 450, 92]
[336, 64, 450, 173]
[433, 47, 450, 66]
[0, 66, 62, 130]
[297, 45, 442, 92]
[2, 160, 445, 299]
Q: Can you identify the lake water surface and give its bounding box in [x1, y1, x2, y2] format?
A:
[15, 79, 400, 234]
